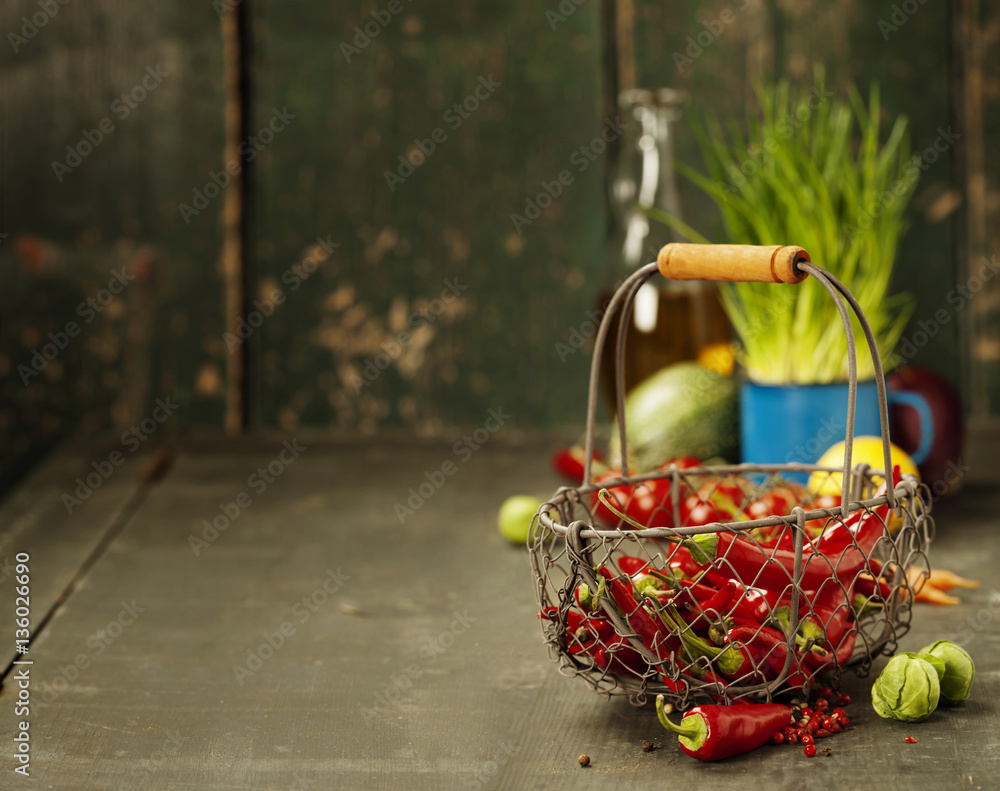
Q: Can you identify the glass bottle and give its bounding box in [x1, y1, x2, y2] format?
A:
[596, 88, 731, 414]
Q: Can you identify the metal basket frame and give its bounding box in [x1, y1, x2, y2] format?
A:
[529, 258, 935, 707]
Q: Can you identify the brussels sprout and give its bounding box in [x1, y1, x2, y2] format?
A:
[919, 652, 946, 681]
[918, 640, 975, 704]
[871, 652, 940, 722]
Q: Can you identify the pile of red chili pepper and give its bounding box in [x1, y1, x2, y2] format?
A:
[538, 458, 905, 754]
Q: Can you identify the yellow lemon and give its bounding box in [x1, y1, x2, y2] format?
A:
[697, 342, 735, 377]
[809, 436, 920, 495]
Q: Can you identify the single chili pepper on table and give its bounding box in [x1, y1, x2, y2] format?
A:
[655, 696, 792, 762]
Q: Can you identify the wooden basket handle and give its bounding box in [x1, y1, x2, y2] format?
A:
[657, 243, 810, 284]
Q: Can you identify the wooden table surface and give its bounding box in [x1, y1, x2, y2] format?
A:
[1, 436, 997, 790]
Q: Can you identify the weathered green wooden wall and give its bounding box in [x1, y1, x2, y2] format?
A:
[2, 0, 996, 492]
[248, 1, 605, 433]
[0, 1, 227, 489]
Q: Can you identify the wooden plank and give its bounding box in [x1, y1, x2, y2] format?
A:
[0, 439, 162, 667]
[0, 441, 997, 788]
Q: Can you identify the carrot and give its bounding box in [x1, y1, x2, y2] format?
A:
[913, 584, 961, 606]
[927, 568, 980, 592]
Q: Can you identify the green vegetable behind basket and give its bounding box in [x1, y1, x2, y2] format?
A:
[608, 362, 738, 472]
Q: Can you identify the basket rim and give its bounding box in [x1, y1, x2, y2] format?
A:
[537, 466, 923, 541]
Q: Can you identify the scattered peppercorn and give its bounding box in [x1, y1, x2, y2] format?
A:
[822, 747, 833, 757]
[905, 737, 917, 744]
[771, 732, 785, 745]
[641, 740, 655, 752]
[836, 693, 851, 706]
[800, 734, 814, 746]
[804, 744, 817, 757]
[578, 754, 590, 767]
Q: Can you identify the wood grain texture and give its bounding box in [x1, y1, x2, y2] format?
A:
[0, 0, 228, 490]
[247, 1, 605, 435]
[0, 439, 157, 666]
[657, 243, 809, 284]
[0, 439, 997, 788]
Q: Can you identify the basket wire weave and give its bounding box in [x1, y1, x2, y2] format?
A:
[528, 256, 934, 708]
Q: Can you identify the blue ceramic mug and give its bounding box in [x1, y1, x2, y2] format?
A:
[740, 379, 934, 469]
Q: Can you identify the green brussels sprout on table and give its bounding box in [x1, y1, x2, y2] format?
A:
[871, 640, 975, 722]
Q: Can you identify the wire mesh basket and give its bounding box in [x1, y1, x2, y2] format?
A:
[529, 244, 935, 708]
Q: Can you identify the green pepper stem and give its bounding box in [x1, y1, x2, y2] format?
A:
[656, 696, 707, 746]
[597, 488, 649, 530]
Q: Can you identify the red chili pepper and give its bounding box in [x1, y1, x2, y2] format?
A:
[616, 555, 652, 576]
[596, 566, 673, 660]
[811, 467, 901, 558]
[655, 697, 792, 762]
[703, 571, 776, 622]
[657, 604, 751, 679]
[591, 474, 677, 529]
[725, 622, 809, 686]
[539, 606, 617, 641]
[593, 635, 647, 676]
[682, 530, 840, 591]
[551, 445, 606, 483]
[667, 543, 705, 578]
